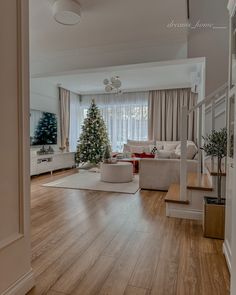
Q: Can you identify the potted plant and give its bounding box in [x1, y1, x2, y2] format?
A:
[201, 128, 227, 239]
[103, 145, 112, 164]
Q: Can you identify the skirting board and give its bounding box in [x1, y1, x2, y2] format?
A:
[223, 240, 232, 273]
[1, 269, 35, 295]
[166, 205, 202, 221]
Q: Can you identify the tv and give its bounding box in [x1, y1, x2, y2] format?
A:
[30, 109, 57, 146]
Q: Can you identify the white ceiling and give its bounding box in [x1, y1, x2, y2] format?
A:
[29, 0, 189, 77]
[34, 59, 205, 94]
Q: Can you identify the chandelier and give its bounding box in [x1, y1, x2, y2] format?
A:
[103, 76, 122, 94]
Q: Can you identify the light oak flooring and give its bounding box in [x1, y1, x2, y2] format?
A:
[28, 169, 230, 295]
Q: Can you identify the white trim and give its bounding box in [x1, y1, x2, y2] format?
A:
[166, 205, 202, 220]
[78, 83, 192, 95]
[31, 57, 206, 79]
[205, 94, 227, 113]
[180, 106, 188, 201]
[223, 240, 232, 272]
[1, 269, 35, 295]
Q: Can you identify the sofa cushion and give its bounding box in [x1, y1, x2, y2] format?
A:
[155, 150, 174, 159]
[175, 141, 198, 159]
[128, 145, 151, 154]
[127, 140, 155, 146]
[164, 142, 179, 151]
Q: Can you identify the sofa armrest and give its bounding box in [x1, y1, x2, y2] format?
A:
[139, 158, 198, 191]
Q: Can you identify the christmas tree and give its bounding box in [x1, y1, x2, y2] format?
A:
[33, 112, 57, 145]
[76, 100, 110, 165]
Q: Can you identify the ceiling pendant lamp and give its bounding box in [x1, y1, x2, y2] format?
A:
[52, 0, 81, 25]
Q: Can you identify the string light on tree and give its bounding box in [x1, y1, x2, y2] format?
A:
[76, 100, 110, 165]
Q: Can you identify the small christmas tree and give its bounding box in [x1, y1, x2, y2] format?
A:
[33, 112, 57, 145]
[76, 100, 110, 165]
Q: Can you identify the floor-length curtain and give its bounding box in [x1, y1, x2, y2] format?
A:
[59, 87, 70, 149]
[69, 92, 81, 152]
[148, 88, 197, 141]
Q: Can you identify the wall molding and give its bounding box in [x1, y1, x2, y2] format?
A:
[223, 240, 232, 273]
[1, 269, 34, 295]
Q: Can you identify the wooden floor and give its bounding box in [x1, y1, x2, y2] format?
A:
[28, 169, 230, 295]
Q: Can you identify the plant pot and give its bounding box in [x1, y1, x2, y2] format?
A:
[203, 197, 225, 240]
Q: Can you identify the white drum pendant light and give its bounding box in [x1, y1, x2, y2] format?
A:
[53, 0, 81, 25]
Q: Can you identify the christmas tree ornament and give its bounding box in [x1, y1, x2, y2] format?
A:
[76, 100, 110, 165]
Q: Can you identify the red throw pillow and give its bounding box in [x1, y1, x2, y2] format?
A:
[134, 153, 155, 158]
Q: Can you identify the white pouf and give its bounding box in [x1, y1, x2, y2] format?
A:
[101, 162, 133, 183]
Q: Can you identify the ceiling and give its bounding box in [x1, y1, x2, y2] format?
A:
[33, 59, 205, 94]
[30, 0, 189, 77]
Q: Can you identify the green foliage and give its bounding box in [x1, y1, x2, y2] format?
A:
[104, 145, 111, 160]
[201, 128, 227, 159]
[202, 128, 227, 201]
[76, 100, 110, 164]
[33, 112, 57, 145]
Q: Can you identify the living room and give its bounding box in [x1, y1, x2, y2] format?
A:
[1, 0, 235, 295]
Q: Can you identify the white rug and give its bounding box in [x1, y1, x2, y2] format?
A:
[43, 171, 140, 194]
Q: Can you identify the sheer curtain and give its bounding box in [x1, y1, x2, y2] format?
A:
[80, 92, 149, 151]
[69, 92, 81, 151]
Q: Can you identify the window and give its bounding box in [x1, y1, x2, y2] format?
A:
[78, 92, 149, 151]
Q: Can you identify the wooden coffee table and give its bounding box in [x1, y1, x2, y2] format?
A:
[118, 158, 140, 173]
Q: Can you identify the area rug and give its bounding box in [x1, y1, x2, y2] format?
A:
[43, 171, 140, 194]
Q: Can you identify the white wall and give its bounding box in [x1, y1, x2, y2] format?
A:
[31, 40, 188, 77]
[188, 0, 229, 96]
[30, 78, 59, 114]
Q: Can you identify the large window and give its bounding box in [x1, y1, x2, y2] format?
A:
[78, 92, 149, 151]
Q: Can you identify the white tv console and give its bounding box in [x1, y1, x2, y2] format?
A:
[31, 151, 75, 176]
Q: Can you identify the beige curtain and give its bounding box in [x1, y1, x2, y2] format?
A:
[148, 88, 197, 141]
[59, 87, 70, 149]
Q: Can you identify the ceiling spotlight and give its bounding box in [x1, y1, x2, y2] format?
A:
[52, 0, 81, 25]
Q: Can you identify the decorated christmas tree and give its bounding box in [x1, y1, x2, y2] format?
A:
[33, 112, 57, 145]
[76, 100, 110, 165]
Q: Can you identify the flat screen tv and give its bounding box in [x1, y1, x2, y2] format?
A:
[30, 109, 57, 146]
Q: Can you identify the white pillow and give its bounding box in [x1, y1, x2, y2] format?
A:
[155, 141, 164, 150]
[164, 142, 179, 151]
[186, 142, 198, 159]
[175, 141, 198, 159]
[127, 140, 155, 146]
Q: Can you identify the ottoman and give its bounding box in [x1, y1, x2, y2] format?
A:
[101, 162, 133, 183]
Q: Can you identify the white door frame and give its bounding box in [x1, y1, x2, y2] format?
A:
[0, 1, 34, 294]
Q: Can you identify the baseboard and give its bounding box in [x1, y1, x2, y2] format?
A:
[166, 205, 202, 220]
[1, 269, 35, 295]
[223, 240, 232, 273]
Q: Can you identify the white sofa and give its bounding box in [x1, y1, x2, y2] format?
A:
[123, 139, 198, 191]
[139, 158, 198, 191]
